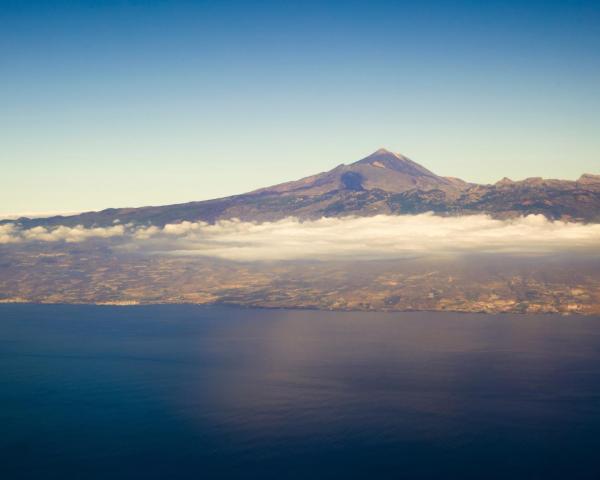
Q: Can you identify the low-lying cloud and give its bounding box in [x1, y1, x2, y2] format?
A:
[2, 214, 600, 260]
[0, 223, 125, 243]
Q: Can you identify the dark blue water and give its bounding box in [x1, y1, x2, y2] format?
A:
[1, 305, 600, 479]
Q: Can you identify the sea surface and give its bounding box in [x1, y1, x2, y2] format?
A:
[1, 305, 600, 479]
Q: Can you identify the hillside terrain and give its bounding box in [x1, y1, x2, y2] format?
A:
[2, 149, 599, 313]
[5, 149, 600, 227]
[2, 242, 599, 314]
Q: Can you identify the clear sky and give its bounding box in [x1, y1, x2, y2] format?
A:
[1, 0, 599, 216]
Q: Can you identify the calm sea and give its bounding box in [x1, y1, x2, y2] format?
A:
[1, 305, 600, 479]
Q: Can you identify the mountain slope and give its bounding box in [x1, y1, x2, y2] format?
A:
[252, 148, 467, 198]
[4, 149, 600, 227]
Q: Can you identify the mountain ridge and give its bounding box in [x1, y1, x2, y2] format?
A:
[3, 149, 600, 227]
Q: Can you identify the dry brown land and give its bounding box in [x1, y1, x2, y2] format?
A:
[1, 243, 599, 315]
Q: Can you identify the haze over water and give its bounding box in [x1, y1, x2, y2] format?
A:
[2, 305, 600, 479]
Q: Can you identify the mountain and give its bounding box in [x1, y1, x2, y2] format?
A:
[4, 149, 600, 227]
[252, 148, 467, 198]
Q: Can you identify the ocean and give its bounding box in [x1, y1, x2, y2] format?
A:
[1, 304, 600, 479]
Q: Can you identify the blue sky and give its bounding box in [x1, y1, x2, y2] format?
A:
[1, 0, 599, 215]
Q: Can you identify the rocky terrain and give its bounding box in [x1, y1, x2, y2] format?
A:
[4, 149, 600, 227]
[2, 148, 599, 314]
[1, 242, 599, 315]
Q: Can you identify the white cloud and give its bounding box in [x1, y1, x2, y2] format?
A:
[3, 214, 600, 260]
[0, 224, 20, 244]
[1, 224, 125, 244]
[134, 214, 600, 260]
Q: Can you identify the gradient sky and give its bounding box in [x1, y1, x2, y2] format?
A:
[1, 0, 599, 216]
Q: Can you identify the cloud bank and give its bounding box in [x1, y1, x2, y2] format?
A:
[2, 214, 600, 260]
[0, 223, 125, 243]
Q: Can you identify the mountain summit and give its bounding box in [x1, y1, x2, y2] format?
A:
[355, 148, 437, 176]
[254, 149, 464, 197]
[4, 149, 600, 227]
